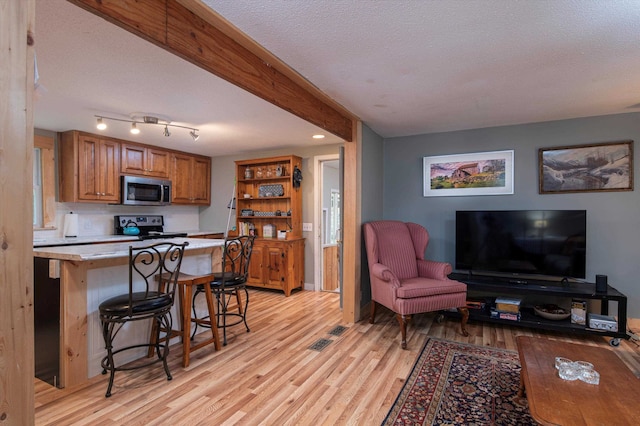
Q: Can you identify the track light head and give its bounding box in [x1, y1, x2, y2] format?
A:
[96, 117, 107, 130]
[163, 125, 171, 137]
[190, 130, 200, 141]
[130, 122, 140, 135]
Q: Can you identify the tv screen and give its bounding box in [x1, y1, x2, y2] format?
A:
[455, 210, 586, 279]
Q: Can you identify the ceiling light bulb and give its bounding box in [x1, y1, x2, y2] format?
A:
[163, 125, 171, 137]
[130, 122, 140, 135]
[96, 117, 107, 130]
[190, 130, 199, 141]
[312, 134, 325, 139]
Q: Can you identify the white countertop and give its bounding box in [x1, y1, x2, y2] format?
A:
[33, 230, 225, 247]
[33, 237, 225, 261]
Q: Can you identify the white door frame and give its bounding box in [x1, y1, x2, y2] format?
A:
[313, 153, 340, 292]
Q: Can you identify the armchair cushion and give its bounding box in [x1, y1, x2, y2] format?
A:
[396, 278, 467, 299]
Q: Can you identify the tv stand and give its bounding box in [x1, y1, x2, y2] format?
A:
[448, 272, 629, 346]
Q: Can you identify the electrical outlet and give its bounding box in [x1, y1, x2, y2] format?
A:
[302, 223, 313, 232]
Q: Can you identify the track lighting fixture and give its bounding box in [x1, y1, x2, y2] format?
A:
[96, 117, 107, 130]
[94, 115, 199, 141]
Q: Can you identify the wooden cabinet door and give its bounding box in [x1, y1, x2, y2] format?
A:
[171, 153, 211, 205]
[99, 139, 120, 202]
[171, 153, 193, 204]
[146, 148, 170, 178]
[77, 134, 101, 201]
[77, 135, 119, 202]
[265, 245, 285, 288]
[190, 156, 211, 203]
[247, 243, 266, 285]
[122, 144, 170, 178]
[121, 144, 146, 175]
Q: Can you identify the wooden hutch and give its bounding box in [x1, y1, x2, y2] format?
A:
[234, 155, 304, 296]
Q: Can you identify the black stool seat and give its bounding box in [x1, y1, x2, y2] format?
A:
[99, 292, 171, 315]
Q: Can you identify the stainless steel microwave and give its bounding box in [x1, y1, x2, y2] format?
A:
[121, 175, 171, 206]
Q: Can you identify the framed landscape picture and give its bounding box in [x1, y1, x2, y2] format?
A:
[539, 140, 633, 194]
[423, 150, 514, 197]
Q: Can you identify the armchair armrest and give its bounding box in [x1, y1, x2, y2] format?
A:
[417, 259, 452, 280]
[370, 263, 400, 287]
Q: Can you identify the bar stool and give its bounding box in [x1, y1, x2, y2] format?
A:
[151, 271, 221, 367]
[100, 242, 187, 397]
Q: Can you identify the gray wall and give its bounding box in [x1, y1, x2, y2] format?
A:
[360, 123, 385, 306]
[383, 112, 640, 318]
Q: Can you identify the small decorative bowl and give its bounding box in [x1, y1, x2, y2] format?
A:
[534, 304, 570, 320]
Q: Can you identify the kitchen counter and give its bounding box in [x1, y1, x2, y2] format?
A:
[34, 237, 224, 261]
[34, 237, 224, 388]
[33, 235, 138, 247]
[33, 230, 225, 247]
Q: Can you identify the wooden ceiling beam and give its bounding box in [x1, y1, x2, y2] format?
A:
[67, 0, 354, 142]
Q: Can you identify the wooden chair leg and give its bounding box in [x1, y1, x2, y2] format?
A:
[235, 290, 244, 315]
[396, 313, 410, 349]
[457, 307, 470, 336]
[369, 301, 377, 324]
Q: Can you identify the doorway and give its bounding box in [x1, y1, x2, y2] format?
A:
[314, 154, 342, 295]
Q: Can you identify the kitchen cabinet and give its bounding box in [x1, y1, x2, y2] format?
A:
[171, 153, 211, 205]
[121, 143, 170, 178]
[58, 131, 120, 203]
[248, 238, 304, 296]
[236, 155, 304, 296]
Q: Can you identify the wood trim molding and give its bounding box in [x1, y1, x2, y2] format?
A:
[2, 0, 36, 423]
[67, 0, 355, 142]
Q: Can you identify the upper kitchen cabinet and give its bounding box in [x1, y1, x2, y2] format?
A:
[171, 152, 211, 205]
[121, 143, 170, 178]
[58, 131, 121, 203]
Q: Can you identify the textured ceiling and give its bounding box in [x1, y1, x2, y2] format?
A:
[34, 0, 640, 158]
[207, 0, 640, 137]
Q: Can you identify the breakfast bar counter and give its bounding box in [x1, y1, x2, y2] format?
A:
[34, 238, 224, 388]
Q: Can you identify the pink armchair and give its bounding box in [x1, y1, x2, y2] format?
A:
[363, 220, 469, 349]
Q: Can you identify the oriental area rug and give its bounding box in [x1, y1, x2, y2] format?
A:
[382, 338, 538, 425]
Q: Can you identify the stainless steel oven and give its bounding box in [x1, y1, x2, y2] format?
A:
[121, 175, 171, 206]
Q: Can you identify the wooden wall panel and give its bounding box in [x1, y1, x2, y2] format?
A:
[1, 0, 35, 423]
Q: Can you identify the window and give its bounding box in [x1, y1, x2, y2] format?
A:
[329, 189, 340, 244]
[33, 147, 43, 226]
[34, 135, 56, 229]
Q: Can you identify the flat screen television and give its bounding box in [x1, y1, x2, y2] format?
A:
[455, 210, 586, 280]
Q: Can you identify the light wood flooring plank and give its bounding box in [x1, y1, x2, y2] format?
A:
[36, 289, 640, 425]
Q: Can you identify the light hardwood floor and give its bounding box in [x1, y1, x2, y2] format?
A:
[35, 289, 640, 425]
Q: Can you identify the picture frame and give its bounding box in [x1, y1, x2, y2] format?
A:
[423, 150, 514, 197]
[539, 140, 633, 194]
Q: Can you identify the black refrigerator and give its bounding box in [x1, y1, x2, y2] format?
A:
[34, 257, 61, 387]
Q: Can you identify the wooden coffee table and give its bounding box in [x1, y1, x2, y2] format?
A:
[516, 336, 639, 425]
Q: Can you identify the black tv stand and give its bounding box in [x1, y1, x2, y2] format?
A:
[448, 272, 629, 346]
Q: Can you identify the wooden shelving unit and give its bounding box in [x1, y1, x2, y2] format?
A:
[235, 155, 304, 296]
